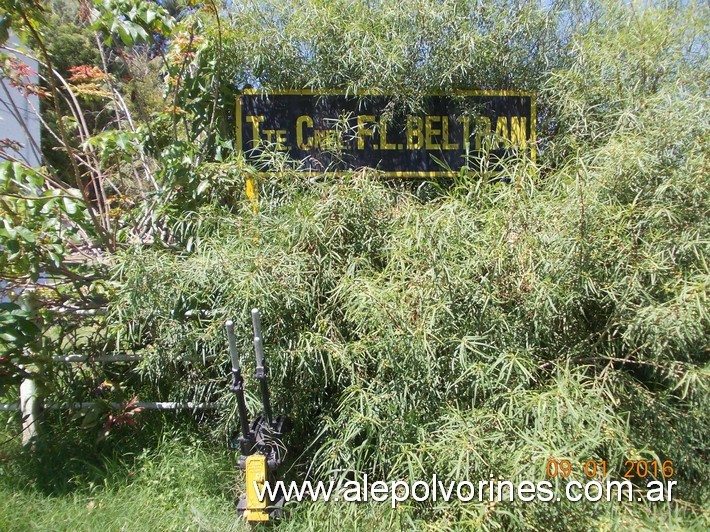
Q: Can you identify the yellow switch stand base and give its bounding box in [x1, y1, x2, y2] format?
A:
[244, 454, 270, 522]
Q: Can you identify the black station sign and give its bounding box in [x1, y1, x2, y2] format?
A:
[236, 90, 535, 176]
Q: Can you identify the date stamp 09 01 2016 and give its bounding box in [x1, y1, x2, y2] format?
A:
[545, 459, 675, 480]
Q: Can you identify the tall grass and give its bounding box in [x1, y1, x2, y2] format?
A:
[110, 154, 707, 528]
[0, 417, 243, 532]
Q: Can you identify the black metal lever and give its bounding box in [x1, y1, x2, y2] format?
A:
[251, 308, 274, 425]
[226, 320, 253, 452]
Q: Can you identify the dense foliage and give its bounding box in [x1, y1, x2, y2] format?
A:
[1, 0, 708, 530]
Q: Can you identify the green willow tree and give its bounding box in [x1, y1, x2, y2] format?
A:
[1, 0, 708, 530]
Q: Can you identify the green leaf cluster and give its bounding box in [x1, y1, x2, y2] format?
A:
[92, 0, 174, 46]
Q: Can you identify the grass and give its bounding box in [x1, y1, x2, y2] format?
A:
[2, 411, 707, 531]
[0, 415, 245, 532]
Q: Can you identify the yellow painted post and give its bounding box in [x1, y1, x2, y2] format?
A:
[237, 95, 259, 213]
[245, 176, 259, 212]
[244, 454, 270, 522]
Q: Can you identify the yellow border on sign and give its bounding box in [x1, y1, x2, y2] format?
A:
[235, 90, 537, 204]
[238, 89, 534, 97]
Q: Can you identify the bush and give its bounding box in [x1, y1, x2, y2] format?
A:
[2, 0, 707, 529]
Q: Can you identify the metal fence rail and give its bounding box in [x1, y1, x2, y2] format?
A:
[0, 401, 218, 412]
[0, 351, 219, 445]
[51, 354, 143, 363]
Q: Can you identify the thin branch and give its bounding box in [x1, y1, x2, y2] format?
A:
[16, 6, 112, 250]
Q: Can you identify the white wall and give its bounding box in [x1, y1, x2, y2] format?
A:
[0, 32, 42, 167]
